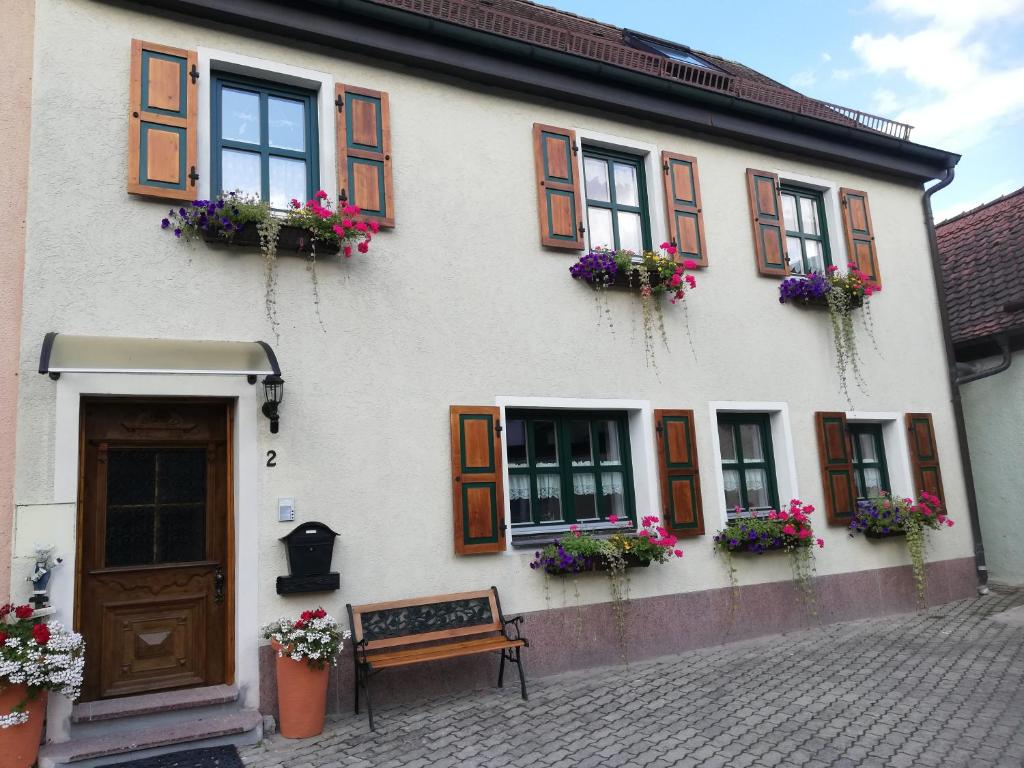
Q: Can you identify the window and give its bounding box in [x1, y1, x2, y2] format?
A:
[718, 413, 779, 517]
[212, 73, 319, 209]
[583, 147, 651, 254]
[849, 423, 890, 500]
[506, 410, 635, 532]
[781, 186, 831, 275]
[625, 32, 724, 71]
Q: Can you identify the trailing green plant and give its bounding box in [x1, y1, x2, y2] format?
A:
[713, 500, 825, 618]
[849, 491, 953, 607]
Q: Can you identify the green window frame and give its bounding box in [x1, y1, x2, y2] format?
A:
[717, 413, 780, 517]
[211, 73, 319, 208]
[781, 185, 831, 275]
[505, 409, 636, 530]
[849, 423, 890, 500]
[582, 146, 652, 254]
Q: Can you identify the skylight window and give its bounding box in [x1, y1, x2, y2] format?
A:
[624, 31, 723, 72]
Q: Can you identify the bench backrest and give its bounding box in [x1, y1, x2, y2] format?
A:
[349, 588, 503, 651]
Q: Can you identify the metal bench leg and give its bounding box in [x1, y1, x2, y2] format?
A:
[515, 647, 528, 701]
[364, 670, 376, 732]
[354, 666, 360, 715]
[498, 649, 507, 688]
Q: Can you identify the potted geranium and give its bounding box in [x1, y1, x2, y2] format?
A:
[0, 604, 85, 767]
[262, 608, 350, 739]
[849, 491, 953, 606]
[713, 499, 824, 615]
[779, 264, 880, 406]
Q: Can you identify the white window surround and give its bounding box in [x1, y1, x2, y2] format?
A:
[845, 411, 915, 499]
[573, 129, 667, 253]
[707, 402, 798, 528]
[494, 397, 659, 552]
[773, 168, 847, 271]
[196, 48, 337, 203]
[46, 374, 260, 743]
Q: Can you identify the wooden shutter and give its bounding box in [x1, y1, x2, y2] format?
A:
[128, 40, 198, 201]
[661, 151, 707, 267]
[336, 84, 394, 227]
[906, 413, 945, 504]
[532, 123, 584, 249]
[839, 188, 880, 286]
[815, 412, 857, 526]
[450, 406, 506, 555]
[654, 409, 704, 537]
[746, 168, 789, 277]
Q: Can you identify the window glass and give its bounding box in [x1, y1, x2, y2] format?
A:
[781, 193, 799, 231]
[781, 186, 830, 275]
[268, 96, 305, 151]
[221, 149, 261, 197]
[739, 423, 764, 461]
[617, 212, 643, 254]
[582, 147, 651, 253]
[584, 157, 610, 202]
[799, 197, 820, 235]
[507, 411, 634, 531]
[221, 88, 260, 143]
[613, 163, 639, 206]
[587, 207, 614, 250]
[269, 157, 306, 211]
[850, 423, 890, 500]
[718, 414, 778, 517]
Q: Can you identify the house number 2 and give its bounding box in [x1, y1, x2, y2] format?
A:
[266, 450, 277, 467]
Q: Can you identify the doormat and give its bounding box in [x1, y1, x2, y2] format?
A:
[97, 746, 243, 768]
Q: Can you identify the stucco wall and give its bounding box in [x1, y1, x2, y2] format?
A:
[14, 0, 974, 629]
[0, 0, 34, 601]
[962, 352, 1024, 586]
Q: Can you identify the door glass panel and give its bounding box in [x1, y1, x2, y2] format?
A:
[587, 206, 613, 250]
[533, 421, 558, 467]
[617, 212, 643, 254]
[739, 423, 765, 461]
[718, 424, 738, 462]
[744, 468, 770, 508]
[535, 474, 562, 521]
[722, 469, 741, 511]
[105, 448, 207, 567]
[268, 96, 305, 151]
[568, 420, 593, 466]
[269, 156, 306, 210]
[573, 473, 597, 520]
[221, 149, 261, 197]
[804, 239, 824, 273]
[596, 420, 621, 464]
[221, 87, 260, 144]
[613, 162, 639, 207]
[584, 157, 610, 202]
[599, 471, 625, 519]
[799, 196, 820, 235]
[508, 474, 531, 524]
[506, 420, 528, 467]
[781, 193, 798, 231]
[858, 432, 878, 462]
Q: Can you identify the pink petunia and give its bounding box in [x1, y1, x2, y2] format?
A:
[683, 259, 697, 270]
[798, 528, 811, 539]
[343, 245, 352, 258]
[782, 524, 796, 536]
[674, 549, 683, 557]
[315, 189, 328, 199]
[816, 538, 825, 548]
[608, 514, 619, 524]
[357, 241, 369, 253]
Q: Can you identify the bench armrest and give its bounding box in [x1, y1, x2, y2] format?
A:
[502, 615, 525, 642]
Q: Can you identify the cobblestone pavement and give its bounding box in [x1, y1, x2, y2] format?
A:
[241, 589, 1024, 768]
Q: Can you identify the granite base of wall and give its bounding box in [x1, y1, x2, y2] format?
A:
[257, 556, 977, 721]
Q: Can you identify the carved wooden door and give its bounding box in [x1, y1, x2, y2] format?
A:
[79, 400, 231, 701]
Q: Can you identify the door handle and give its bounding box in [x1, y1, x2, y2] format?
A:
[214, 566, 225, 604]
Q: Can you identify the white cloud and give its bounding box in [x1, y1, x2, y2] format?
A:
[790, 71, 817, 90]
[821, 52, 832, 62]
[850, 0, 1024, 149]
[831, 69, 854, 81]
[873, 88, 900, 113]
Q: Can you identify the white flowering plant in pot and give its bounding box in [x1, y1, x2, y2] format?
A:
[261, 608, 350, 669]
[0, 603, 85, 728]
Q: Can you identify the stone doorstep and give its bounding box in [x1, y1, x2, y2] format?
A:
[38, 708, 262, 767]
[71, 685, 239, 723]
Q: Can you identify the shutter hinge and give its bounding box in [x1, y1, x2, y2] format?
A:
[495, 422, 503, 434]
[338, 188, 348, 203]
[663, 161, 669, 173]
[572, 143, 579, 156]
[656, 423, 663, 434]
[188, 166, 199, 186]
[189, 64, 199, 84]
[335, 94, 344, 112]
[578, 222, 586, 237]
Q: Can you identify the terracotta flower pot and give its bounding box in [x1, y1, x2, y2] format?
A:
[272, 640, 329, 739]
[0, 684, 47, 768]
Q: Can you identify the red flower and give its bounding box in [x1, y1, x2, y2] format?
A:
[312, 608, 326, 619]
[14, 605, 33, 619]
[0, 603, 12, 618]
[32, 623, 50, 645]
[0, 632, 7, 646]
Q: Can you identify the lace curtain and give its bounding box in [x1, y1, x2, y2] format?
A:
[509, 474, 624, 500]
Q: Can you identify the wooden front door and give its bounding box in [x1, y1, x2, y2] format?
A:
[78, 399, 232, 701]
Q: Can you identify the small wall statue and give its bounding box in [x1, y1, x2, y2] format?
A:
[28, 545, 63, 609]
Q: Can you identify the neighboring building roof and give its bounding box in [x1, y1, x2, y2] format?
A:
[938, 186, 1024, 345]
[364, 0, 913, 141]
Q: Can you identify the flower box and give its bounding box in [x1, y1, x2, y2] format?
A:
[201, 223, 340, 255]
[609, 268, 664, 291]
[542, 552, 652, 576]
[790, 292, 864, 309]
[864, 528, 906, 539]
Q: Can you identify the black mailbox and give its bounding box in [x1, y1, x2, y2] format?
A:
[276, 522, 340, 595]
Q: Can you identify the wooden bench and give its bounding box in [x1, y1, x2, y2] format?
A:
[347, 586, 528, 730]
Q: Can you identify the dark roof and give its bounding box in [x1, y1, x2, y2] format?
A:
[937, 186, 1024, 345]
[365, 0, 913, 140]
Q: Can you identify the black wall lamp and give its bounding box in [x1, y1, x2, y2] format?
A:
[262, 374, 284, 433]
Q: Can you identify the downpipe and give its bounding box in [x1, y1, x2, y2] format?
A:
[922, 167, 989, 595]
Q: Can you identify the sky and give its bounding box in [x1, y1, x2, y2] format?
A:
[539, 0, 1024, 222]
